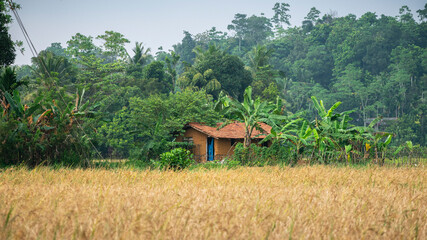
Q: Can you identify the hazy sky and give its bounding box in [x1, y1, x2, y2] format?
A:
[9, 0, 426, 65]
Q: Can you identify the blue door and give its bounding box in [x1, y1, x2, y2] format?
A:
[207, 137, 214, 161]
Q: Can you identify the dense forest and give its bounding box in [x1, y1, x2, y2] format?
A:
[1, 1, 426, 164]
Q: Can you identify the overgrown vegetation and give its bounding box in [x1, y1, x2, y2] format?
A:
[1, 1, 426, 166]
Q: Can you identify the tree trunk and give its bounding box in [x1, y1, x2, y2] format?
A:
[243, 127, 252, 148]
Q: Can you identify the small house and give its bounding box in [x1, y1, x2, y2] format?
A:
[176, 122, 272, 162]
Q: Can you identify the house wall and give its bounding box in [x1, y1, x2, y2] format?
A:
[178, 128, 208, 162]
[214, 138, 232, 160]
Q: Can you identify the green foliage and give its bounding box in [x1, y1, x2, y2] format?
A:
[232, 142, 291, 166]
[0, 90, 92, 166]
[0, 0, 16, 66]
[99, 89, 220, 159]
[228, 13, 273, 51]
[66, 33, 100, 59]
[0, 66, 27, 98]
[96, 30, 130, 61]
[177, 67, 221, 97]
[154, 148, 193, 170]
[182, 44, 252, 100]
[272, 2, 291, 28]
[127, 42, 152, 66]
[30, 51, 76, 86]
[140, 61, 172, 94]
[218, 86, 283, 148]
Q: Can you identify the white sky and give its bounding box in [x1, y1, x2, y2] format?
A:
[9, 0, 426, 65]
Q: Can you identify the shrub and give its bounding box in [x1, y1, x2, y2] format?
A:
[154, 148, 193, 170]
[232, 141, 292, 166]
[224, 159, 241, 169]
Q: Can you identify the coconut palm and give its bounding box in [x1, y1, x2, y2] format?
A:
[127, 42, 152, 66]
[247, 45, 274, 76]
[193, 44, 224, 65]
[0, 66, 27, 100]
[30, 51, 75, 85]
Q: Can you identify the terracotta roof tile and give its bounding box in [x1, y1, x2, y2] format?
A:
[186, 122, 271, 139]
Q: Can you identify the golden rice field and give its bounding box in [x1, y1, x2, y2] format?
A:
[0, 166, 426, 239]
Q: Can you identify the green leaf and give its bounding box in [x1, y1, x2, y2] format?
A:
[311, 96, 326, 117]
[345, 144, 352, 154]
[368, 116, 382, 128]
[312, 128, 319, 140]
[302, 127, 312, 139]
[384, 135, 392, 146]
[326, 101, 342, 118]
[26, 104, 41, 117]
[41, 126, 55, 131]
[406, 141, 413, 150]
[4, 91, 23, 117]
[393, 146, 404, 155]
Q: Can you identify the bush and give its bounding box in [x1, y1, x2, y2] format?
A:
[153, 148, 193, 170]
[223, 159, 241, 169]
[232, 141, 292, 166]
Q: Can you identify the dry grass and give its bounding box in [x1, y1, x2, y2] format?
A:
[0, 166, 426, 239]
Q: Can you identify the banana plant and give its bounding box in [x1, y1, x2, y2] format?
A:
[311, 96, 347, 161]
[372, 133, 392, 165]
[264, 118, 312, 164]
[2, 90, 41, 120]
[310, 96, 372, 163]
[1, 87, 97, 165]
[217, 86, 285, 148]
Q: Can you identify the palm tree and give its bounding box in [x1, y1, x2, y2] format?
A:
[30, 51, 74, 84]
[193, 44, 224, 65]
[127, 42, 152, 66]
[0, 66, 27, 99]
[247, 45, 274, 76]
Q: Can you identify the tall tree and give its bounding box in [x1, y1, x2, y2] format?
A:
[96, 30, 130, 61]
[126, 42, 152, 79]
[66, 33, 100, 59]
[127, 42, 152, 66]
[272, 2, 291, 28]
[302, 7, 321, 33]
[30, 51, 75, 84]
[228, 14, 273, 51]
[417, 3, 427, 21]
[0, 0, 16, 66]
[227, 13, 248, 52]
[173, 31, 196, 65]
[45, 43, 68, 58]
[140, 61, 171, 95]
[191, 45, 252, 100]
[247, 45, 274, 75]
[165, 51, 180, 92]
